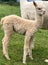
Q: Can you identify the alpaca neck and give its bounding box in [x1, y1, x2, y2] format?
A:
[36, 13, 44, 29]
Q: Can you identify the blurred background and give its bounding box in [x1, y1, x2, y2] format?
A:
[0, 0, 47, 6]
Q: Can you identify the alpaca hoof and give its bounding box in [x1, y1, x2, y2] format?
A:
[30, 57, 33, 60]
[23, 61, 26, 64]
[5, 55, 10, 60]
[45, 59, 48, 62]
[7, 57, 10, 60]
[29, 56, 33, 60]
[31, 57, 33, 60]
[32, 46, 34, 49]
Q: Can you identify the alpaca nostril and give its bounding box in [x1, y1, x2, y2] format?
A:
[44, 10, 46, 12]
[43, 11, 45, 14]
[42, 8, 46, 13]
[42, 9, 46, 14]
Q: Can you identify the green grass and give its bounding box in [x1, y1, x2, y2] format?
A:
[0, 4, 48, 65]
[0, 4, 21, 19]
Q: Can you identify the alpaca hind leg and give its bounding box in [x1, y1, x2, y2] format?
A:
[2, 23, 13, 60]
[2, 34, 10, 60]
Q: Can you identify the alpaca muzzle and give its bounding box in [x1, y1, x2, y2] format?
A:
[42, 8, 46, 14]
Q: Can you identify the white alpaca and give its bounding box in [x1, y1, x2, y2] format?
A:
[20, 0, 44, 19]
[1, 1, 45, 64]
[20, 0, 48, 28]
[20, 0, 48, 62]
[20, 0, 44, 49]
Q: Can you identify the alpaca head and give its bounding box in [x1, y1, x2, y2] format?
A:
[33, 1, 45, 16]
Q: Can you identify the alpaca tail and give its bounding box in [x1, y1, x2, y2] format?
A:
[0, 18, 4, 25]
[0, 18, 5, 30]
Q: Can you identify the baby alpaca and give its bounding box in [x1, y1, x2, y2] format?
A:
[1, 1, 45, 64]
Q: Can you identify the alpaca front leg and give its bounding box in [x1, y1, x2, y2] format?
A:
[2, 35, 10, 60]
[32, 41, 34, 49]
[23, 33, 31, 64]
[31, 38, 34, 49]
[29, 47, 33, 60]
[23, 46, 28, 64]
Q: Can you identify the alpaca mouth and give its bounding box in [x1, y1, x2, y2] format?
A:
[39, 13, 43, 16]
[39, 11, 45, 16]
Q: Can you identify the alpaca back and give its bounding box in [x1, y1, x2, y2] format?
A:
[1, 15, 37, 34]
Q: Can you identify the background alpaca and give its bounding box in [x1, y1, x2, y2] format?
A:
[20, 0, 48, 29]
[1, 1, 45, 64]
[20, 0, 43, 19]
[20, 0, 44, 49]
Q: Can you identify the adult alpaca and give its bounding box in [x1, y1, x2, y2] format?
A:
[20, 0, 48, 28]
[1, 1, 45, 64]
[20, 0, 43, 19]
[20, 0, 48, 62]
[20, 0, 44, 49]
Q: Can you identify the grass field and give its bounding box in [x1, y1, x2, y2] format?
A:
[0, 4, 48, 65]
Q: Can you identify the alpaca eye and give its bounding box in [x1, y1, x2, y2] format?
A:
[38, 8, 42, 10]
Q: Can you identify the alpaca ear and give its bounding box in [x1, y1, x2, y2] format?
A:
[33, 1, 37, 7]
